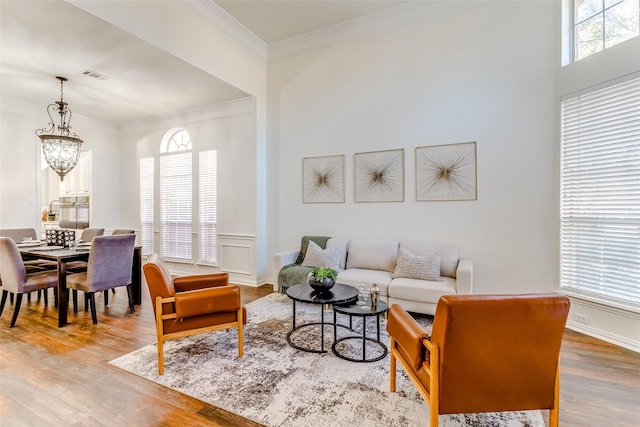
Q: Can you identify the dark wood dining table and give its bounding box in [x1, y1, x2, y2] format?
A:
[19, 245, 142, 327]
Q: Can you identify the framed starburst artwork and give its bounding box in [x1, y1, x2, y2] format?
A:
[416, 142, 477, 201]
[354, 149, 404, 202]
[303, 154, 345, 203]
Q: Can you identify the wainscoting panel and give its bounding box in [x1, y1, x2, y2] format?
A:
[218, 234, 257, 286]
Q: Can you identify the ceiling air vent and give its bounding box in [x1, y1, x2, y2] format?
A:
[81, 69, 109, 81]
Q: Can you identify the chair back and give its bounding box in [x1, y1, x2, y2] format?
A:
[0, 228, 39, 242]
[112, 229, 135, 235]
[79, 228, 105, 242]
[143, 254, 177, 316]
[0, 237, 27, 292]
[430, 293, 570, 415]
[86, 234, 135, 292]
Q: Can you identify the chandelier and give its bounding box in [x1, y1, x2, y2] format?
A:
[35, 76, 83, 181]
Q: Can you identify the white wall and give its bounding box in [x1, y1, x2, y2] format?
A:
[269, 1, 559, 295]
[0, 99, 120, 231]
[69, 0, 271, 282]
[118, 99, 258, 284]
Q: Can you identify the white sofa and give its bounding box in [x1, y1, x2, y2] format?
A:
[273, 237, 473, 315]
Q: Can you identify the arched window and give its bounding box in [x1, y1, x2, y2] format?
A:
[140, 128, 217, 264]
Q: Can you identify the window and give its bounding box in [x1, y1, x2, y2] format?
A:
[160, 150, 192, 260]
[573, 0, 640, 61]
[199, 150, 217, 263]
[140, 128, 218, 265]
[139, 157, 154, 256]
[560, 74, 640, 312]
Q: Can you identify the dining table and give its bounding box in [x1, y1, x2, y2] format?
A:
[19, 242, 142, 327]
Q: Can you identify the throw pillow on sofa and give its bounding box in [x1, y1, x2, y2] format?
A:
[301, 241, 342, 271]
[294, 236, 331, 265]
[391, 247, 442, 281]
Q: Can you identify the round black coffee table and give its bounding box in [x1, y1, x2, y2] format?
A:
[332, 300, 388, 362]
[286, 283, 358, 353]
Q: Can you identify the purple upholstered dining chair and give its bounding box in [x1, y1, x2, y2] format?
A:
[111, 229, 135, 235]
[66, 234, 135, 324]
[0, 237, 59, 327]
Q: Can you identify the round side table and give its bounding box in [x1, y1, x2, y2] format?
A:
[332, 300, 388, 362]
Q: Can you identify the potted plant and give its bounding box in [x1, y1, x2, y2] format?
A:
[308, 267, 338, 292]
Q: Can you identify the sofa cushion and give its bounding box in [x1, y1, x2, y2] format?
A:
[388, 276, 457, 304]
[392, 247, 442, 281]
[301, 241, 342, 270]
[326, 238, 348, 270]
[336, 268, 393, 297]
[346, 239, 399, 272]
[400, 242, 459, 278]
[295, 236, 331, 265]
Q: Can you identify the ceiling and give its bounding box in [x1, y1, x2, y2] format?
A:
[216, 1, 406, 44]
[0, 0, 405, 125]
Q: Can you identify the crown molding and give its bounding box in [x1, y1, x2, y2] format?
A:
[119, 96, 255, 134]
[186, 0, 267, 59]
[268, 1, 477, 60]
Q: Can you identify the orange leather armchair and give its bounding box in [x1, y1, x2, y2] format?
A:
[387, 294, 570, 426]
[143, 254, 247, 375]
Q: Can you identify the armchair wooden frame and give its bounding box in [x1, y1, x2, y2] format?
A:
[155, 293, 244, 375]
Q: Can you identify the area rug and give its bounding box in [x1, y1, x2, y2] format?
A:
[109, 293, 544, 427]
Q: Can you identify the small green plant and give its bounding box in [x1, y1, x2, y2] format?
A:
[311, 267, 337, 281]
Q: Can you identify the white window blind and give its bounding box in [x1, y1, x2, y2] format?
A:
[199, 150, 217, 264]
[160, 151, 192, 260]
[560, 74, 640, 312]
[139, 157, 154, 256]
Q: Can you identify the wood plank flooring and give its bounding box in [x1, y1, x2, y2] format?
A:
[1, 283, 638, 426]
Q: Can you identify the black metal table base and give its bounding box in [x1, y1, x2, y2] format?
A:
[287, 321, 353, 353]
[332, 336, 388, 363]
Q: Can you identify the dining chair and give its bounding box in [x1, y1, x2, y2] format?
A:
[143, 253, 246, 375]
[0, 228, 57, 304]
[112, 229, 135, 235]
[66, 234, 136, 324]
[387, 294, 570, 427]
[0, 237, 59, 327]
[78, 228, 105, 243]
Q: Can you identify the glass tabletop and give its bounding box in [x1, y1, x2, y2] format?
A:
[334, 300, 388, 316]
[286, 283, 358, 305]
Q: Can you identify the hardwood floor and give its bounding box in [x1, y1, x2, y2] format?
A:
[1, 283, 638, 426]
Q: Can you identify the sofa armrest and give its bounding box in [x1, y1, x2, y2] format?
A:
[273, 249, 299, 282]
[455, 258, 473, 294]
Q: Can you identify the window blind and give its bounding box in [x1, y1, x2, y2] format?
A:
[560, 74, 640, 312]
[199, 150, 217, 264]
[139, 157, 154, 256]
[160, 151, 192, 260]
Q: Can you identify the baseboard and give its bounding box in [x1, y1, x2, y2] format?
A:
[566, 321, 640, 353]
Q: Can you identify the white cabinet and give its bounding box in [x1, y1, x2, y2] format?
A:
[60, 151, 91, 195]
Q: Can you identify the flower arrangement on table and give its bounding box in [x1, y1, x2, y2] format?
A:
[308, 267, 337, 292]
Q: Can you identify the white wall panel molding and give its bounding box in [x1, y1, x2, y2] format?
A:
[218, 233, 257, 286]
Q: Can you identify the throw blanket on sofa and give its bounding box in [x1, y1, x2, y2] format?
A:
[278, 236, 330, 293]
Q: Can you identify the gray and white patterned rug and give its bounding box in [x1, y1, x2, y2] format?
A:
[110, 293, 544, 427]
